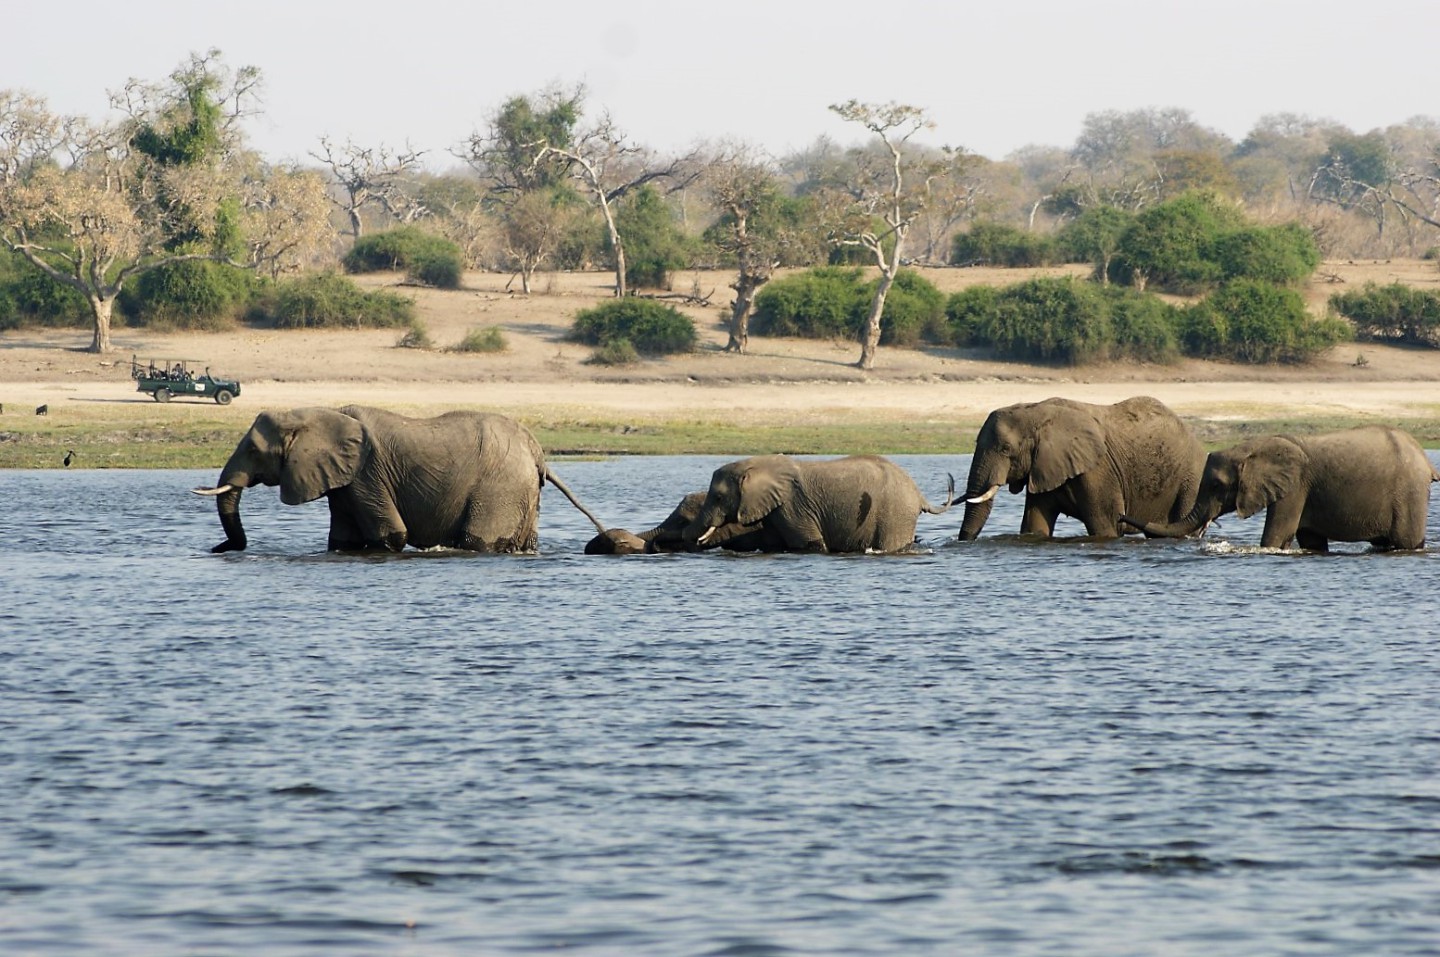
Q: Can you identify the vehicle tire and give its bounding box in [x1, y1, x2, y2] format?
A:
[154, 388, 171, 403]
[214, 389, 233, 405]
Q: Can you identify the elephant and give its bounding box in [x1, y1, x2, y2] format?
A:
[1121, 425, 1439, 551]
[681, 454, 955, 554]
[958, 395, 1206, 540]
[584, 491, 784, 554]
[192, 405, 607, 553]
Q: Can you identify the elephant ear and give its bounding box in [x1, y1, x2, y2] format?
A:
[736, 462, 789, 525]
[279, 409, 363, 505]
[1235, 436, 1305, 518]
[1029, 408, 1106, 494]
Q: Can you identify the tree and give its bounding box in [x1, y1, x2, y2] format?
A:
[1056, 205, 1133, 284]
[311, 136, 429, 239]
[0, 50, 329, 353]
[534, 112, 697, 298]
[458, 86, 585, 293]
[824, 100, 936, 370]
[703, 145, 791, 352]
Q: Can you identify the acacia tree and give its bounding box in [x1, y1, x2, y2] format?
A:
[825, 100, 935, 370]
[0, 51, 328, 353]
[311, 136, 428, 238]
[534, 112, 697, 298]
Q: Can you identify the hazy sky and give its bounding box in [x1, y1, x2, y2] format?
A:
[8, 0, 1438, 168]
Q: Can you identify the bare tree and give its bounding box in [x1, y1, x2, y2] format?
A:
[911, 145, 987, 262]
[311, 136, 429, 238]
[824, 100, 936, 370]
[0, 52, 331, 353]
[535, 112, 698, 298]
[704, 144, 789, 353]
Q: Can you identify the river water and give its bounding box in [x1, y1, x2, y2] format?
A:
[3, 456, 1439, 956]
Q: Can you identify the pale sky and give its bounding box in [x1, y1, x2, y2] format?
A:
[8, 0, 1438, 168]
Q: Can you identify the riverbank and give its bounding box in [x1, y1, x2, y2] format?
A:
[3, 262, 1439, 468]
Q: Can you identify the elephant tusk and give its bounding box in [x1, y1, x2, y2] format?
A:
[697, 526, 718, 545]
[965, 485, 999, 505]
[191, 484, 235, 496]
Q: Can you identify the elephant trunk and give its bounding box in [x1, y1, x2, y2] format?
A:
[957, 452, 1004, 541]
[194, 458, 254, 552]
[1121, 497, 1219, 539]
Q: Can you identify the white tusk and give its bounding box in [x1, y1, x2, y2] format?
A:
[965, 485, 999, 505]
[190, 484, 235, 497]
[697, 526, 718, 545]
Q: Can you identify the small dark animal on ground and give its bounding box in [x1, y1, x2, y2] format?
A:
[35, 404, 47, 415]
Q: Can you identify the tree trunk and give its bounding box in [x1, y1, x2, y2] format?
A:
[726, 273, 764, 353]
[599, 196, 626, 298]
[857, 268, 895, 370]
[88, 294, 115, 354]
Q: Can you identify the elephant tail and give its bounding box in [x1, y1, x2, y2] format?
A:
[921, 473, 958, 515]
[544, 467, 608, 534]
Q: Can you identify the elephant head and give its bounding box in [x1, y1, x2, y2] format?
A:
[586, 491, 780, 554]
[193, 408, 364, 552]
[685, 455, 797, 546]
[958, 401, 1106, 540]
[1122, 436, 1305, 538]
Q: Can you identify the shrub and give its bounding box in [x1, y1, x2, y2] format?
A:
[1208, 223, 1320, 285]
[343, 227, 464, 289]
[1112, 191, 1246, 292]
[1328, 282, 1440, 346]
[751, 266, 867, 339]
[585, 339, 641, 366]
[249, 273, 415, 329]
[0, 256, 89, 329]
[396, 320, 433, 349]
[119, 260, 257, 330]
[1054, 206, 1134, 275]
[1103, 286, 1181, 363]
[570, 298, 697, 356]
[987, 277, 1114, 364]
[942, 285, 1001, 346]
[1187, 279, 1350, 362]
[616, 184, 690, 290]
[951, 222, 1056, 267]
[452, 325, 508, 353]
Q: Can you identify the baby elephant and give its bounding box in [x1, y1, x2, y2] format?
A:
[683, 454, 955, 554]
[585, 492, 784, 555]
[1121, 425, 1439, 552]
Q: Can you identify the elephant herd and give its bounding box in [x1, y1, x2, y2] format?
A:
[193, 399, 1440, 556]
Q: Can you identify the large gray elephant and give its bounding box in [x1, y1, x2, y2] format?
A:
[193, 405, 606, 553]
[682, 454, 954, 554]
[958, 395, 1205, 540]
[1121, 425, 1439, 551]
[584, 491, 784, 554]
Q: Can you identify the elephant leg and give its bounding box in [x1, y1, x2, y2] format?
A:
[1019, 497, 1057, 537]
[1295, 528, 1329, 553]
[1260, 498, 1305, 550]
[327, 502, 366, 551]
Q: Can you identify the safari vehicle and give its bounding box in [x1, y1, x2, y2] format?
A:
[131, 356, 242, 405]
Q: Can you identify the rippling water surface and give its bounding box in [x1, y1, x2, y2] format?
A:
[4, 456, 1440, 955]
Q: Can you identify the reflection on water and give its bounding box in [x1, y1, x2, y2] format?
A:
[3, 457, 1439, 955]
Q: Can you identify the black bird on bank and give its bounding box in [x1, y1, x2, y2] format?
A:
[35, 404, 48, 415]
[63, 450, 76, 467]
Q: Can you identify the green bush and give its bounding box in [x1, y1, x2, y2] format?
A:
[951, 222, 1056, 267]
[452, 326, 508, 353]
[1187, 279, 1349, 362]
[1112, 191, 1246, 292]
[119, 260, 257, 330]
[1208, 223, 1320, 286]
[569, 299, 697, 356]
[584, 338, 641, 366]
[1328, 282, 1440, 346]
[988, 277, 1114, 364]
[942, 285, 1001, 346]
[751, 266, 867, 339]
[249, 273, 415, 329]
[1103, 285, 1181, 363]
[616, 185, 691, 290]
[0, 256, 89, 329]
[343, 227, 464, 290]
